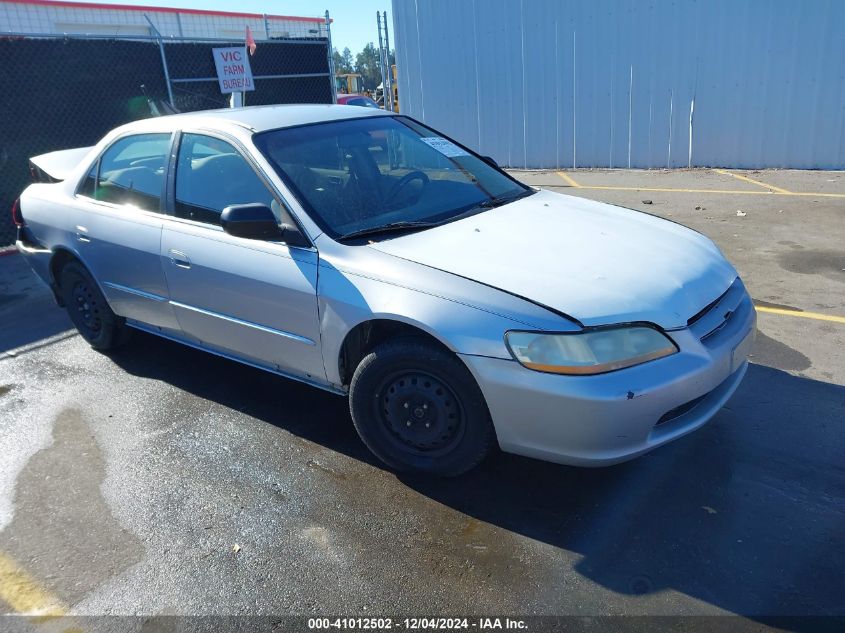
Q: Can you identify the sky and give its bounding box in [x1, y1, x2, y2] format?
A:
[89, 0, 392, 54]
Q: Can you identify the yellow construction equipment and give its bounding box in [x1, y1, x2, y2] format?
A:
[336, 73, 363, 95]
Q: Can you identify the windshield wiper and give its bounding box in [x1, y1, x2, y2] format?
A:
[478, 189, 536, 209]
[337, 220, 439, 242]
[337, 190, 536, 242]
[444, 189, 537, 220]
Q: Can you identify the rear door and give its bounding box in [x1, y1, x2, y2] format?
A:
[160, 131, 325, 382]
[74, 132, 180, 332]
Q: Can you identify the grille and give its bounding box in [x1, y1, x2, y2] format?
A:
[700, 310, 736, 343]
[688, 279, 747, 344]
[687, 290, 728, 327]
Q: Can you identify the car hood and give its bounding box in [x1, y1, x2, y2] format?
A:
[367, 189, 738, 330]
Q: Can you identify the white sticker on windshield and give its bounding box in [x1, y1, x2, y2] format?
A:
[419, 136, 470, 157]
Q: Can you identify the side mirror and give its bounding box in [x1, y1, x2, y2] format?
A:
[482, 155, 500, 169]
[221, 203, 311, 246]
[220, 204, 281, 240]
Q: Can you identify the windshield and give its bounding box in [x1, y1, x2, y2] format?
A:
[253, 116, 530, 240]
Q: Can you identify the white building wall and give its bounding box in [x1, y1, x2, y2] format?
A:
[0, 1, 326, 40]
[392, 0, 845, 169]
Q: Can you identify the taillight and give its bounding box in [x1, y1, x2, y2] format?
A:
[11, 198, 24, 227]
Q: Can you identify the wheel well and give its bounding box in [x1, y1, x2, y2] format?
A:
[338, 319, 453, 387]
[49, 248, 78, 288]
[48, 248, 82, 306]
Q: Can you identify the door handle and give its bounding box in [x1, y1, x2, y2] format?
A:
[75, 225, 91, 243]
[169, 249, 191, 269]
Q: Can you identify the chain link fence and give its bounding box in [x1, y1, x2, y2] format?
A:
[0, 33, 333, 246]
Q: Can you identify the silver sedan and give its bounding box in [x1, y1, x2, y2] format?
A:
[14, 105, 755, 476]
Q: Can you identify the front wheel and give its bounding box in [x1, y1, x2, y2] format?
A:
[59, 261, 130, 350]
[349, 338, 495, 477]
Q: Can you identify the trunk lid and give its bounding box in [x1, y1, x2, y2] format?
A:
[29, 146, 94, 182]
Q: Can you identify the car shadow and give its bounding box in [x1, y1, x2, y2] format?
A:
[109, 331, 845, 619]
[0, 254, 74, 354]
[403, 362, 845, 618]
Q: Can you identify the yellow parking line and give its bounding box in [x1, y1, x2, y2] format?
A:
[517, 170, 845, 198]
[560, 185, 845, 198]
[755, 305, 845, 325]
[555, 171, 581, 187]
[778, 191, 845, 198]
[578, 185, 772, 195]
[0, 551, 66, 619]
[713, 168, 793, 194]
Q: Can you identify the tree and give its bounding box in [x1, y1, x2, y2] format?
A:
[341, 47, 354, 73]
[335, 44, 397, 92]
[354, 42, 383, 91]
[332, 47, 354, 74]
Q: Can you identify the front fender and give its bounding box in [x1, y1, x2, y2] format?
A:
[317, 260, 558, 387]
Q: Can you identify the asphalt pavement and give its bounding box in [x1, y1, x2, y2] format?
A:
[0, 168, 843, 628]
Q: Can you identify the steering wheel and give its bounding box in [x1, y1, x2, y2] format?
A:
[385, 170, 430, 207]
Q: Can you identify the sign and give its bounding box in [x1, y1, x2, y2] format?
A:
[419, 136, 469, 158]
[212, 47, 254, 93]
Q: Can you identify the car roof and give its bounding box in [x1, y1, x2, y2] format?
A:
[116, 103, 393, 135]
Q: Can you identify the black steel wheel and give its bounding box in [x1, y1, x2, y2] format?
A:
[349, 337, 494, 476]
[59, 260, 130, 350]
[377, 369, 466, 457]
[70, 274, 103, 336]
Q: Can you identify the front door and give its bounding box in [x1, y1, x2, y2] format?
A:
[160, 132, 325, 382]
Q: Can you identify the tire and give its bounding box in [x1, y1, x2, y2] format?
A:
[349, 337, 495, 477]
[59, 261, 131, 350]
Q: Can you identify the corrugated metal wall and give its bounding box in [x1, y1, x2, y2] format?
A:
[391, 0, 845, 169]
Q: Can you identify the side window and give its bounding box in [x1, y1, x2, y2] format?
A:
[175, 134, 276, 226]
[77, 162, 98, 198]
[81, 133, 170, 211]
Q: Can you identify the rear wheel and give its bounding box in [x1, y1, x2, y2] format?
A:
[349, 337, 494, 477]
[59, 261, 130, 350]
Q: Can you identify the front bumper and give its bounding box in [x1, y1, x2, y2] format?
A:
[461, 280, 756, 467]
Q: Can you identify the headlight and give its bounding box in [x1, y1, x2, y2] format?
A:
[505, 326, 678, 375]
